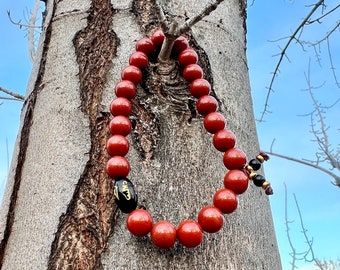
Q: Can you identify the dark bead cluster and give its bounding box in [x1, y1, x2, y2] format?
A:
[245, 152, 273, 195]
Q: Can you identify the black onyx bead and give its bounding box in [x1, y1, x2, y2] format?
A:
[114, 178, 138, 213]
[253, 174, 266, 187]
[249, 159, 262, 171]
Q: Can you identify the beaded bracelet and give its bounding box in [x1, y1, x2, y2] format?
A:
[106, 29, 273, 249]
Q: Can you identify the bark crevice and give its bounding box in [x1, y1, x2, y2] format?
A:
[47, 0, 118, 269]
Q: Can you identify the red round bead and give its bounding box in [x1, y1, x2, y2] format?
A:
[183, 64, 203, 82]
[213, 129, 236, 152]
[172, 36, 189, 56]
[136, 37, 155, 55]
[129, 51, 149, 69]
[151, 221, 177, 249]
[106, 156, 130, 178]
[177, 220, 203, 248]
[126, 209, 153, 237]
[121, 66, 142, 85]
[110, 97, 132, 116]
[115, 80, 137, 100]
[196, 95, 218, 115]
[198, 206, 224, 233]
[151, 29, 165, 47]
[107, 135, 129, 156]
[109, 116, 131, 136]
[178, 48, 198, 66]
[223, 148, 247, 170]
[213, 188, 238, 214]
[224, 169, 249, 194]
[190, 78, 211, 98]
[203, 112, 226, 134]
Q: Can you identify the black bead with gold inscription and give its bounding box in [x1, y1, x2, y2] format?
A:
[114, 178, 138, 213]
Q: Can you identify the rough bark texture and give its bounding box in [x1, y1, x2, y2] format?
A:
[0, 0, 282, 269]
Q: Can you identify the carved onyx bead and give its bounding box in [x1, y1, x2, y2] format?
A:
[114, 178, 138, 213]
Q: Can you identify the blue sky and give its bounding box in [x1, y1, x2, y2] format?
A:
[1, 1, 339, 269]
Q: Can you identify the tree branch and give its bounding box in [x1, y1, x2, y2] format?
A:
[258, 0, 325, 122]
[0, 87, 25, 101]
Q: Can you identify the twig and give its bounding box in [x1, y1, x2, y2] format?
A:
[284, 183, 298, 270]
[28, 0, 41, 63]
[0, 87, 25, 101]
[265, 151, 340, 187]
[258, 0, 325, 122]
[293, 194, 325, 269]
[179, 0, 225, 33]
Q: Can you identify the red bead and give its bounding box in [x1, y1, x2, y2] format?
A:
[151, 221, 177, 249]
[106, 156, 130, 178]
[224, 169, 249, 194]
[223, 148, 247, 170]
[115, 80, 137, 100]
[110, 97, 132, 116]
[196, 95, 218, 115]
[213, 188, 238, 214]
[178, 48, 198, 66]
[107, 135, 129, 156]
[198, 206, 224, 233]
[177, 220, 203, 248]
[183, 64, 203, 82]
[126, 209, 153, 237]
[136, 37, 155, 55]
[121, 66, 142, 85]
[109, 116, 131, 136]
[190, 79, 211, 98]
[203, 112, 226, 134]
[213, 129, 236, 152]
[129, 51, 149, 69]
[172, 36, 189, 56]
[151, 29, 165, 47]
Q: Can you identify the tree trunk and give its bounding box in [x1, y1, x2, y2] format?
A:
[0, 0, 282, 269]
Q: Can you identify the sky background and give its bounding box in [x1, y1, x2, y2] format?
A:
[0, 1, 339, 269]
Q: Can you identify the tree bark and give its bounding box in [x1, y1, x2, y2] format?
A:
[0, 0, 282, 269]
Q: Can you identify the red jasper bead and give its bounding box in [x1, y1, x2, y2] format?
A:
[172, 36, 189, 56]
[224, 169, 249, 194]
[121, 66, 142, 85]
[129, 51, 149, 69]
[126, 209, 153, 237]
[151, 29, 165, 47]
[178, 48, 198, 66]
[106, 156, 130, 178]
[198, 206, 224, 233]
[151, 221, 177, 249]
[110, 97, 132, 116]
[136, 37, 155, 55]
[213, 129, 236, 152]
[213, 188, 238, 214]
[177, 220, 203, 248]
[223, 148, 247, 170]
[115, 80, 137, 100]
[190, 78, 211, 98]
[203, 112, 226, 134]
[107, 135, 129, 156]
[183, 64, 203, 82]
[109, 116, 131, 136]
[196, 95, 218, 115]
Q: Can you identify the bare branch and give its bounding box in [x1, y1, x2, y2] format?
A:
[293, 194, 325, 269]
[0, 87, 25, 101]
[326, 36, 340, 88]
[265, 151, 340, 187]
[7, 10, 41, 29]
[284, 183, 298, 270]
[307, 4, 340, 24]
[179, 0, 225, 33]
[28, 0, 41, 63]
[258, 0, 325, 122]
